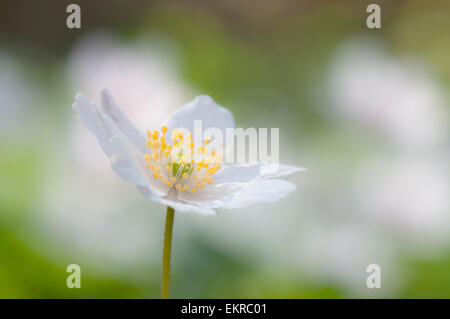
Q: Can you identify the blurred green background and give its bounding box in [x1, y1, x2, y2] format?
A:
[0, 0, 449, 298]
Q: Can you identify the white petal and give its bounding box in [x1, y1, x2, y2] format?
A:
[213, 163, 305, 184]
[164, 95, 235, 138]
[109, 135, 170, 197]
[213, 163, 262, 184]
[137, 186, 218, 215]
[101, 89, 147, 153]
[258, 163, 306, 179]
[224, 179, 296, 209]
[73, 92, 170, 197]
[178, 183, 238, 203]
[158, 197, 218, 215]
[108, 135, 147, 185]
[72, 93, 111, 146]
[179, 179, 296, 210]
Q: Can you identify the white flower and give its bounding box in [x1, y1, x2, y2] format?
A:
[327, 37, 448, 150]
[67, 32, 190, 131]
[0, 51, 42, 138]
[354, 156, 450, 248]
[72, 90, 304, 215]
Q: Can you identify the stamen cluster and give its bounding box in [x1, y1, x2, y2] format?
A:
[145, 126, 223, 192]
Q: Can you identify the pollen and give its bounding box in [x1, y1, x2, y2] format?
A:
[145, 126, 223, 192]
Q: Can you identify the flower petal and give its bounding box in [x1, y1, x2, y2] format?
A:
[258, 163, 306, 180]
[101, 89, 147, 153]
[225, 179, 296, 209]
[108, 135, 148, 186]
[137, 186, 218, 215]
[72, 92, 112, 148]
[73, 92, 170, 197]
[178, 183, 238, 202]
[213, 163, 305, 184]
[213, 163, 262, 184]
[178, 178, 296, 210]
[164, 95, 235, 138]
[109, 135, 170, 197]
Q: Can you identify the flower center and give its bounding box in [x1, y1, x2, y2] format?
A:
[144, 126, 222, 193]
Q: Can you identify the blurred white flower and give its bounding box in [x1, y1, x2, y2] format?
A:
[0, 51, 41, 138]
[354, 156, 450, 252]
[73, 90, 304, 215]
[327, 37, 448, 151]
[68, 32, 190, 131]
[320, 37, 450, 291]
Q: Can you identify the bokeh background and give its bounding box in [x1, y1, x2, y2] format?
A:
[0, 0, 449, 298]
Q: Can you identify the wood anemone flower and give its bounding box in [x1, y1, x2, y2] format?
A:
[72, 89, 305, 298]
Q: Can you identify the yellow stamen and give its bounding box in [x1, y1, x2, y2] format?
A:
[171, 129, 179, 141]
[145, 127, 222, 189]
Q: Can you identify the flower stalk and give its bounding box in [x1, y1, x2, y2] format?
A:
[161, 206, 175, 299]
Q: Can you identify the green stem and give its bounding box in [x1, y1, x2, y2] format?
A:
[161, 206, 175, 299]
